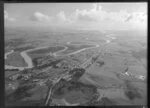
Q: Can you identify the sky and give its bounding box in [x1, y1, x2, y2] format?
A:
[4, 3, 147, 31]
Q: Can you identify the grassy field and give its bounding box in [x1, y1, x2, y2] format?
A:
[5, 51, 27, 67]
[5, 82, 48, 106]
[52, 81, 97, 105]
[27, 46, 65, 59]
[78, 34, 147, 105]
[28, 46, 65, 55]
[14, 46, 35, 52]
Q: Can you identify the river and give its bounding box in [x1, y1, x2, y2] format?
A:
[5, 34, 116, 71]
[5, 50, 34, 71]
[5, 50, 14, 59]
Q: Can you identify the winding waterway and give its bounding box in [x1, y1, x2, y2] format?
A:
[54, 42, 99, 56]
[5, 50, 14, 59]
[5, 34, 116, 71]
[5, 50, 34, 71]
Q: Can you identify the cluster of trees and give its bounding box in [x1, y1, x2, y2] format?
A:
[52, 79, 68, 94]
[32, 55, 55, 67]
[69, 68, 86, 75]
[33, 56, 62, 69]
[124, 80, 142, 100]
[96, 60, 104, 67]
[32, 57, 41, 66]
[52, 69, 86, 95]
[7, 83, 36, 102]
[68, 68, 86, 80]
[86, 96, 116, 106]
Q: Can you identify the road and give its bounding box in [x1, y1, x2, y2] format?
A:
[45, 76, 64, 106]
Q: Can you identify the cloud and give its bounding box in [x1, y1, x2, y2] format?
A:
[75, 9, 98, 22]
[30, 12, 52, 22]
[56, 11, 66, 22]
[72, 4, 109, 22]
[125, 12, 147, 24]
[4, 10, 16, 22]
[74, 4, 105, 22]
[56, 11, 74, 24]
[71, 3, 143, 24]
[109, 10, 131, 23]
[65, 3, 147, 30]
[137, 12, 147, 23]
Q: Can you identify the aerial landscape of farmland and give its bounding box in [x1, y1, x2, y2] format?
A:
[4, 3, 147, 107]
